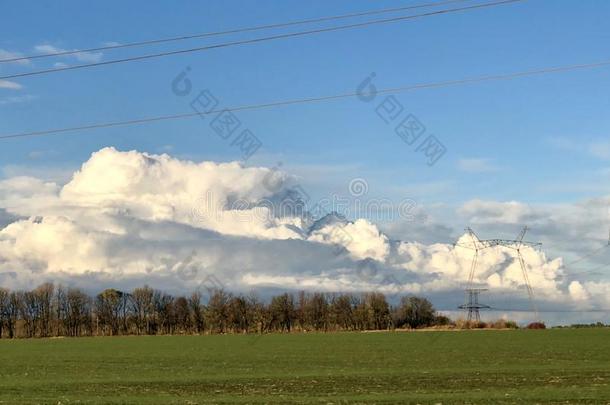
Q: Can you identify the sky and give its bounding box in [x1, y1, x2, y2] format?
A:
[1, 0, 610, 324]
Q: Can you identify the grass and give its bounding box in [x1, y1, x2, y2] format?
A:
[0, 329, 609, 404]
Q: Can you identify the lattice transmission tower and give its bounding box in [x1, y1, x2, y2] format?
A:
[455, 226, 542, 322]
[458, 288, 490, 322]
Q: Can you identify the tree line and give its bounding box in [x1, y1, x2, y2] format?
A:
[0, 283, 449, 339]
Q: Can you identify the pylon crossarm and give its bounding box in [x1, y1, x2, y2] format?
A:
[479, 239, 542, 249]
[453, 242, 477, 250]
[458, 303, 491, 309]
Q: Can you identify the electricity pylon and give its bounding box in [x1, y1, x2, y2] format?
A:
[455, 226, 541, 321]
[458, 288, 490, 322]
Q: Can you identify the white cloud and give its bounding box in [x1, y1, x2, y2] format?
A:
[0, 94, 37, 105]
[568, 281, 590, 302]
[577, 281, 610, 308]
[309, 218, 389, 261]
[588, 141, 610, 160]
[0, 80, 22, 90]
[457, 158, 497, 173]
[546, 136, 578, 151]
[457, 197, 610, 252]
[57, 147, 303, 239]
[0, 147, 607, 320]
[547, 136, 610, 161]
[2, 164, 72, 184]
[0, 49, 30, 65]
[0, 176, 59, 199]
[27, 150, 58, 160]
[458, 199, 535, 224]
[34, 44, 102, 63]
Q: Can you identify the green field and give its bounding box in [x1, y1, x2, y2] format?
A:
[1, 329, 609, 404]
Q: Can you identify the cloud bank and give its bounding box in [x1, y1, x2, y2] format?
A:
[0, 147, 608, 321]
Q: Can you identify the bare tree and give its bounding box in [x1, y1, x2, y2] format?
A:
[95, 289, 124, 336]
[0, 288, 8, 338]
[249, 294, 270, 334]
[19, 291, 38, 338]
[6, 292, 19, 338]
[331, 294, 354, 331]
[155, 291, 175, 335]
[0, 283, 447, 338]
[270, 293, 296, 332]
[366, 292, 391, 330]
[393, 296, 436, 329]
[304, 292, 329, 331]
[34, 283, 54, 337]
[188, 292, 205, 334]
[296, 291, 306, 331]
[227, 295, 250, 333]
[130, 286, 155, 335]
[206, 289, 231, 333]
[65, 288, 92, 336]
[352, 295, 369, 331]
[174, 296, 191, 333]
[55, 285, 67, 336]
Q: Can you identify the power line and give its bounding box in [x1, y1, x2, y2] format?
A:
[488, 307, 610, 313]
[440, 307, 610, 313]
[2, 58, 609, 141]
[561, 263, 609, 280]
[0, 0, 471, 64]
[2, 58, 609, 140]
[0, 0, 527, 81]
[562, 230, 610, 268]
[564, 261, 610, 279]
[564, 245, 609, 267]
[557, 233, 610, 279]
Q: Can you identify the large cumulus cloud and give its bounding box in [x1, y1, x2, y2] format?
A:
[0, 147, 608, 322]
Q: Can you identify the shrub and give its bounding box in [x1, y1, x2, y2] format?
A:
[454, 319, 487, 329]
[432, 314, 453, 326]
[454, 318, 470, 329]
[393, 296, 436, 329]
[504, 320, 519, 329]
[569, 322, 608, 328]
[488, 319, 519, 329]
[526, 322, 546, 329]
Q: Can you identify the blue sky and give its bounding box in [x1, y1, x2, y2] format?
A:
[2, 0, 610, 320]
[1, 0, 610, 206]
